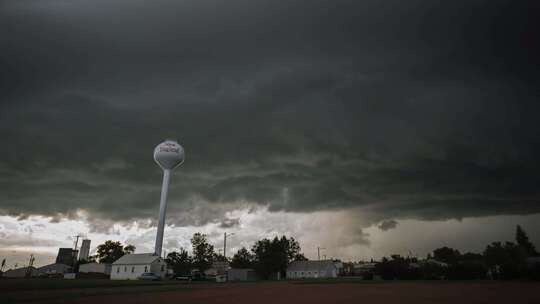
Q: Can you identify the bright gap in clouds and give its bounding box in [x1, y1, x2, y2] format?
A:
[1, 209, 540, 268]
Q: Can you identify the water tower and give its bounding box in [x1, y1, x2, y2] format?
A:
[153, 139, 185, 257]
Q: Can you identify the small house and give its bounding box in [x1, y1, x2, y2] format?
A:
[227, 268, 258, 281]
[110, 253, 167, 280]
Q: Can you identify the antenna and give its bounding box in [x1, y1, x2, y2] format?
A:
[153, 139, 185, 257]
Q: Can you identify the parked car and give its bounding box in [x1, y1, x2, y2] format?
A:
[175, 271, 206, 282]
[138, 272, 161, 281]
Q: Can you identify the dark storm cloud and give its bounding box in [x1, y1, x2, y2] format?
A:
[378, 220, 398, 231]
[1, 0, 539, 226]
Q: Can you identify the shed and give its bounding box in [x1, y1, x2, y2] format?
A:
[287, 260, 338, 279]
[79, 263, 112, 275]
[110, 253, 167, 280]
[227, 268, 258, 281]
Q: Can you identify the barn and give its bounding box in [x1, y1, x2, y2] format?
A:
[110, 253, 167, 280]
[287, 260, 338, 279]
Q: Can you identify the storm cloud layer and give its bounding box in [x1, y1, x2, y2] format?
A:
[1, 0, 539, 229]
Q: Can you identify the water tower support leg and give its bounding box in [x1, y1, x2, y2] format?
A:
[155, 169, 171, 257]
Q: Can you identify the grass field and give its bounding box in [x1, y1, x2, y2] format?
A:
[2, 279, 540, 304]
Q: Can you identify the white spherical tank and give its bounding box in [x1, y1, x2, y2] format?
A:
[154, 139, 184, 170]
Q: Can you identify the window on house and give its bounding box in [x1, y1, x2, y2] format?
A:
[124, 266, 127, 272]
[117, 267, 120, 273]
[131, 266, 135, 273]
[144, 266, 148, 272]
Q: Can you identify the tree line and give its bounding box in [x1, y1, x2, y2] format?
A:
[167, 233, 307, 279]
[85, 233, 307, 279]
[374, 225, 540, 280]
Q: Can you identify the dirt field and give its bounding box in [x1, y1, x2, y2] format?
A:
[3, 280, 540, 304]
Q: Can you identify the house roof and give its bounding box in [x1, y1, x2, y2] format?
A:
[287, 260, 337, 271]
[112, 253, 162, 265]
[38, 263, 72, 271]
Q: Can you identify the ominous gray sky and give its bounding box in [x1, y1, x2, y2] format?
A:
[1, 0, 539, 265]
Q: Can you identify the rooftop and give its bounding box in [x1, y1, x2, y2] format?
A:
[112, 253, 162, 265]
[287, 260, 337, 271]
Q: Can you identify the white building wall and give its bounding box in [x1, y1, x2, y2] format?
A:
[110, 262, 166, 280]
[79, 263, 111, 275]
[110, 264, 151, 280]
[287, 268, 337, 279]
[150, 260, 167, 278]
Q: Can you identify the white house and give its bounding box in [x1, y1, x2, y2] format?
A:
[79, 262, 111, 275]
[287, 260, 338, 279]
[110, 253, 167, 280]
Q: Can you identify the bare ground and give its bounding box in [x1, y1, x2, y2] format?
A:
[4, 281, 540, 304]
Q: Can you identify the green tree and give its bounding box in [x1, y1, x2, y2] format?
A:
[230, 247, 254, 268]
[191, 233, 215, 272]
[516, 225, 538, 256]
[166, 248, 192, 276]
[95, 240, 136, 264]
[484, 241, 526, 279]
[432, 247, 461, 265]
[251, 236, 303, 279]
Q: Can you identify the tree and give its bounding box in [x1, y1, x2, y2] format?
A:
[213, 253, 228, 262]
[251, 236, 304, 279]
[375, 255, 420, 280]
[191, 233, 215, 272]
[95, 240, 136, 264]
[230, 247, 254, 268]
[516, 225, 538, 256]
[432, 247, 461, 265]
[484, 241, 526, 279]
[293, 253, 308, 261]
[166, 248, 192, 276]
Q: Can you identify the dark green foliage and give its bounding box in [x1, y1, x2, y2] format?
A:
[191, 233, 215, 272]
[166, 248, 192, 276]
[230, 247, 254, 268]
[95, 240, 136, 264]
[375, 255, 421, 280]
[483, 241, 527, 279]
[432, 247, 461, 265]
[251, 236, 303, 279]
[516, 225, 538, 256]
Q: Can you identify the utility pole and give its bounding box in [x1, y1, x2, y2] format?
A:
[25, 254, 35, 278]
[224, 232, 235, 259]
[317, 247, 326, 261]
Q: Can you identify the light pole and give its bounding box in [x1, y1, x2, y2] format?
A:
[153, 139, 185, 257]
[224, 232, 235, 259]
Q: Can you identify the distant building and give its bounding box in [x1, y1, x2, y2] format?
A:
[227, 268, 258, 281]
[38, 263, 72, 275]
[205, 261, 230, 276]
[110, 253, 167, 280]
[3, 266, 39, 278]
[79, 263, 111, 275]
[79, 240, 91, 261]
[287, 260, 338, 279]
[352, 262, 377, 276]
[56, 248, 77, 266]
